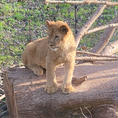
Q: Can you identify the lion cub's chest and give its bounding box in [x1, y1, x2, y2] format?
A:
[49, 48, 69, 65]
[57, 52, 66, 62]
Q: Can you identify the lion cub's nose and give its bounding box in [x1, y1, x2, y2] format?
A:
[50, 44, 54, 46]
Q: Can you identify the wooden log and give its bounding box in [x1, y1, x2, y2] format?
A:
[76, 50, 118, 58]
[3, 61, 118, 118]
[85, 23, 118, 35]
[76, 56, 118, 61]
[45, 0, 118, 6]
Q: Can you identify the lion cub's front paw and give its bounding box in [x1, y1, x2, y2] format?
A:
[62, 84, 75, 94]
[33, 69, 43, 76]
[44, 82, 58, 94]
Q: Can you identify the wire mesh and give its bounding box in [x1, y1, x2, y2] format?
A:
[0, 0, 118, 69]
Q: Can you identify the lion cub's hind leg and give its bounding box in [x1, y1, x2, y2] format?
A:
[29, 64, 45, 76]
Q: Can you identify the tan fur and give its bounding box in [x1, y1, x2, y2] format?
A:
[22, 21, 76, 94]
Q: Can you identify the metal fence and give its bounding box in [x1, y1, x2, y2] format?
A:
[0, 0, 118, 69]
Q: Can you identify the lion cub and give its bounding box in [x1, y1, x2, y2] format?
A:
[22, 21, 76, 94]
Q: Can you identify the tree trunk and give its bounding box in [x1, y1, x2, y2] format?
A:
[3, 61, 118, 118]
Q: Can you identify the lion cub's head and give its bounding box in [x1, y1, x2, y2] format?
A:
[46, 20, 73, 51]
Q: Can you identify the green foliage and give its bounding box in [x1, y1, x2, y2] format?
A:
[0, 0, 118, 68]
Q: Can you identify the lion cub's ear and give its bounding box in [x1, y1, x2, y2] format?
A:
[46, 20, 51, 27]
[46, 20, 54, 27]
[60, 25, 68, 34]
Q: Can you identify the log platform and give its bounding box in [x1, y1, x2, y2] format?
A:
[3, 61, 118, 118]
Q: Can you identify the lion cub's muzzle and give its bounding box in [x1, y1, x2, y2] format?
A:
[48, 43, 59, 51]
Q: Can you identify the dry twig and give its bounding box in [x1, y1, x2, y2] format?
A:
[80, 107, 88, 118]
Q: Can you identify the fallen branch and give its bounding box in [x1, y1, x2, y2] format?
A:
[76, 51, 118, 58]
[75, 5, 107, 47]
[45, 0, 118, 6]
[76, 56, 118, 61]
[91, 17, 117, 53]
[85, 23, 118, 35]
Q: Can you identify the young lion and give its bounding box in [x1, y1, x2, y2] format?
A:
[22, 21, 76, 94]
